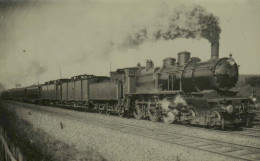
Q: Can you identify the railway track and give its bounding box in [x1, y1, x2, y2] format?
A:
[233, 128, 260, 138]
[4, 101, 260, 138]
[59, 102, 260, 139]
[151, 123, 260, 139]
[179, 124, 260, 139]
[4, 101, 260, 161]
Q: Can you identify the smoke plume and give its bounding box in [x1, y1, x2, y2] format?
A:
[123, 5, 221, 48]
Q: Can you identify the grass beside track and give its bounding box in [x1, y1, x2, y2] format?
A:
[0, 102, 77, 161]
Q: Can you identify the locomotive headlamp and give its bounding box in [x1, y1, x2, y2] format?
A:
[226, 54, 235, 66]
[229, 61, 235, 66]
[226, 105, 234, 114]
[250, 89, 257, 103]
[227, 58, 235, 66]
[251, 96, 257, 103]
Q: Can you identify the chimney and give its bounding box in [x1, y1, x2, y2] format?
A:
[146, 60, 154, 70]
[211, 42, 219, 60]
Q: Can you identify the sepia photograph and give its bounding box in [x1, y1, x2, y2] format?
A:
[0, 0, 260, 160]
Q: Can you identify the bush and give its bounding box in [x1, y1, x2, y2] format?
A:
[245, 76, 260, 87]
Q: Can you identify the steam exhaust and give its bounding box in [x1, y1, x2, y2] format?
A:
[161, 95, 188, 124]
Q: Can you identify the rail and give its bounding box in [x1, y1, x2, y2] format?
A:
[0, 133, 17, 161]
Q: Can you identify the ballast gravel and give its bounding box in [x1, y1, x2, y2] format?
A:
[4, 102, 260, 161]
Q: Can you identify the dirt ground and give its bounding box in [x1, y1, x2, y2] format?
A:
[1, 102, 259, 161]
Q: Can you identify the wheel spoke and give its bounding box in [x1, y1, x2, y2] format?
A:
[148, 107, 160, 122]
[133, 104, 143, 119]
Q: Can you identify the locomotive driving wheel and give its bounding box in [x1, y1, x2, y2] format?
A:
[210, 110, 224, 129]
[105, 106, 111, 115]
[118, 111, 124, 117]
[148, 106, 160, 122]
[133, 103, 143, 120]
[211, 111, 221, 122]
[188, 108, 196, 117]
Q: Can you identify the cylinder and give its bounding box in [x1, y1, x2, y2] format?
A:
[178, 51, 191, 66]
[211, 43, 219, 60]
[163, 58, 176, 67]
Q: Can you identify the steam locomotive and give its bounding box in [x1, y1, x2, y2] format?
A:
[1, 42, 257, 128]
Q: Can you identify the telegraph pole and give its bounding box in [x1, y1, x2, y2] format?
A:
[110, 60, 112, 72]
[60, 68, 62, 79]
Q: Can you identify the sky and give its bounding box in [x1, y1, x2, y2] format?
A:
[0, 0, 259, 89]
